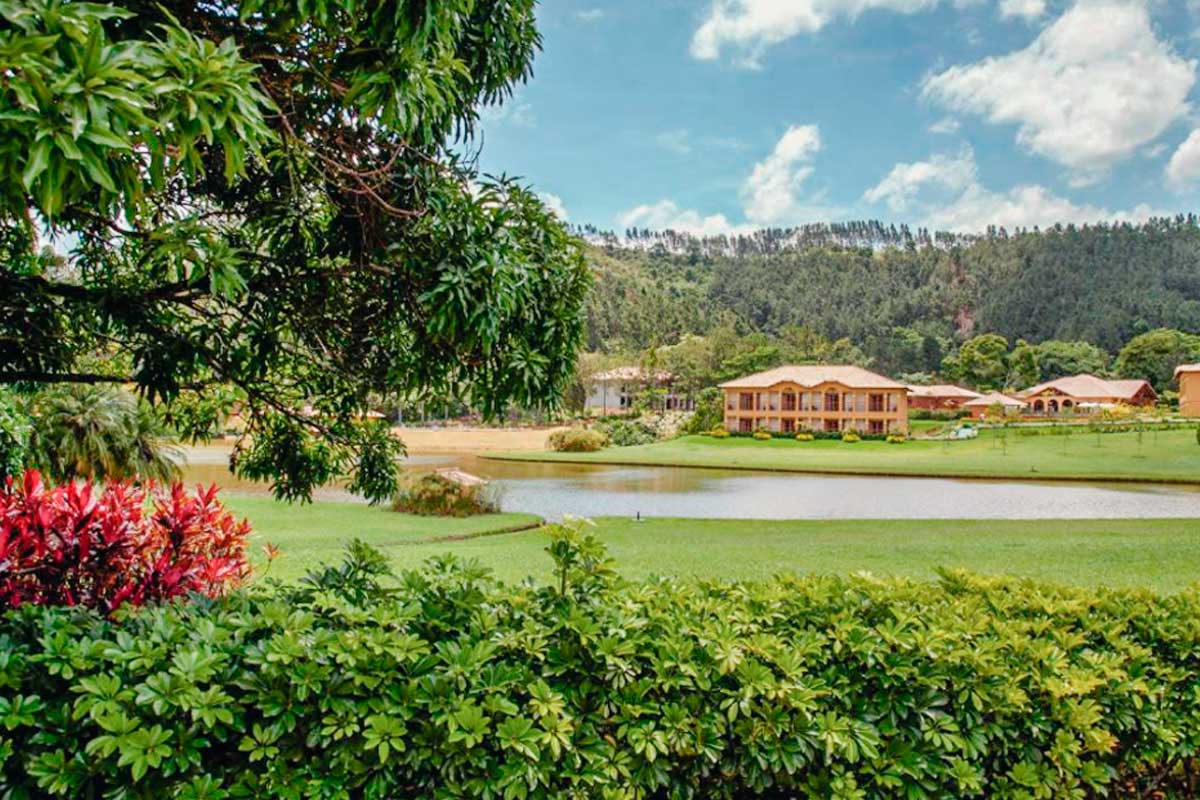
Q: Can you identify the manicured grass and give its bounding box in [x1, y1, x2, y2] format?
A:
[393, 517, 1200, 591]
[228, 496, 1200, 591]
[223, 496, 541, 582]
[485, 428, 1200, 483]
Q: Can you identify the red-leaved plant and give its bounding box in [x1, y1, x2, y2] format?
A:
[0, 470, 251, 613]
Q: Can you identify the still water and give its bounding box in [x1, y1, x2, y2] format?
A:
[183, 446, 1200, 520]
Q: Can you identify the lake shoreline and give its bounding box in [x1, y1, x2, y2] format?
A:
[480, 429, 1200, 487]
[480, 450, 1200, 487]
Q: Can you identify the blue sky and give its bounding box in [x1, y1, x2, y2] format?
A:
[472, 0, 1200, 234]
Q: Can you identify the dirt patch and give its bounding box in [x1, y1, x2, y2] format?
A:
[395, 426, 566, 453]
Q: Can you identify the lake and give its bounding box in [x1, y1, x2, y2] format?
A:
[182, 446, 1200, 520]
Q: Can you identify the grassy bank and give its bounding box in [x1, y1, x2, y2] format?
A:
[223, 496, 541, 582]
[391, 517, 1200, 590]
[485, 428, 1200, 483]
[227, 497, 1200, 591]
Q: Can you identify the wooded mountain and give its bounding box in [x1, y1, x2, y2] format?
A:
[580, 217, 1200, 368]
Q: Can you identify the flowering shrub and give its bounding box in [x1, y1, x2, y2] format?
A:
[391, 472, 500, 517]
[886, 433, 906, 444]
[751, 429, 772, 440]
[547, 428, 607, 452]
[594, 418, 657, 447]
[841, 430, 861, 443]
[794, 432, 814, 441]
[2, 531, 1199, 796]
[709, 426, 730, 438]
[0, 471, 250, 613]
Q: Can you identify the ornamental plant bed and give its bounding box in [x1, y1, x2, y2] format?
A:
[0, 471, 250, 614]
[2, 526, 1198, 797]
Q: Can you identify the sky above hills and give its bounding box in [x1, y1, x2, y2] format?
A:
[471, 0, 1200, 235]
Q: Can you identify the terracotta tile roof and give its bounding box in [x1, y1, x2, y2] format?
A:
[591, 367, 673, 383]
[718, 365, 905, 390]
[907, 384, 983, 399]
[1019, 374, 1155, 401]
[1174, 363, 1200, 378]
[963, 391, 1027, 408]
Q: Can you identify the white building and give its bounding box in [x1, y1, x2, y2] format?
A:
[584, 367, 693, 415]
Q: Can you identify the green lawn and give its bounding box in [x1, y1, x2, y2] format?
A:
[227, 497, 1200, 591]
[223, 496, 541, 582]
[485, 428, 1200, 483]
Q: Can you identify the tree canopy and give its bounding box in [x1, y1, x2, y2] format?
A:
[0, 0, 590, 501]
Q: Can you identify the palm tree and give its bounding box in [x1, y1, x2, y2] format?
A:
[29, 385, 182, 483]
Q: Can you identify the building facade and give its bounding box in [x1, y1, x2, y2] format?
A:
[1175, 364, 1200, 416]
[584, 367, 693, 415]
[720, 365, 908, 435]
[1018, 374, 1157, 414]
[963, 392, 1027, 420]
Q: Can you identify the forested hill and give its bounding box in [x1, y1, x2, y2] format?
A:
[572, 219, 972, 256]
[582, 216, 1200, 360]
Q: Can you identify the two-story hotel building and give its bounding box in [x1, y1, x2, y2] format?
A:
[720, 365, 908, 435]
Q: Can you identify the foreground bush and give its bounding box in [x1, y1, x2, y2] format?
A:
[547, 427, 607, 452]
[0, 471, 250, 613]
[390, 471, 500, 517]
[2, 527, 1199, 797]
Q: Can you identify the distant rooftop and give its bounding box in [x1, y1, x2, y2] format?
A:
[591, 366, 673, 383]
[719, 365, 905, 390]
[1174, 363, 1200, 377]
[907, 384, 982, 399]
[963, 391, 1026, 408]
[1019, 374, 1155, 400]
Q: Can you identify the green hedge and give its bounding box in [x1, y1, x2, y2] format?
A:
[723, 429, 891, 441]
[3, 529, 1199, 798]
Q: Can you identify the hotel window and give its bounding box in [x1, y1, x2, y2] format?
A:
[782, 392, 797, 411]
[739, 418, 753, 433]
[782, 418, 795, 433]
[868, 393, 884, 412]
[869, 419, 884, 434]
[767, 392, 779, 411]
[887, 393, 899, 412]
[824, 392, 840, 412]
[739, 393, 754, 411]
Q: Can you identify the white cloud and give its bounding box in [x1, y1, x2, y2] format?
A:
[618, 200, 743, 237]
[479, 94, 535, 128]
[576, 8, 605, 22]
[617, 124, 835, 234]
[691, 0, 937, 66]
[655, 129, 693, 155]
[1166, 130, 1200, 190]
[863, 146, 976, 212]
[864, 147, 1166, 232]
[927, 185, 1164, 232]
[539, 192, 569, 220]
[922, 1, 1195, 176]
[998, 0, 1046, 21]
[740, 124, 822, 223]
[928, 116, 961, 135]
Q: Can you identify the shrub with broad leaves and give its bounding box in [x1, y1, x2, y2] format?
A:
[1, 530, 1199, 796]
[0, 471, 250, 613]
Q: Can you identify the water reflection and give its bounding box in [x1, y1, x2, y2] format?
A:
[185, 446, 1200, 521]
